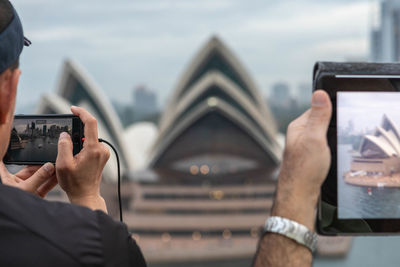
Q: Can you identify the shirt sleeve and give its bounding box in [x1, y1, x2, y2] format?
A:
[96, 211, 147, 267]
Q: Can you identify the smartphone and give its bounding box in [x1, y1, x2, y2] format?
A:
[3, 114, 84, 164]
[315, 61, 400, 235]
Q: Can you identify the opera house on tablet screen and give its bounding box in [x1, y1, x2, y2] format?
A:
[345, 114, 400, 187]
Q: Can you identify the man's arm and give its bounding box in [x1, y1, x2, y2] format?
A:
[253, 90, 332, 267]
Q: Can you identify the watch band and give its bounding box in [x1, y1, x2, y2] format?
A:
[263, 216, 318, 252]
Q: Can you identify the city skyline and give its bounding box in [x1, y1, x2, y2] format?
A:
[13, 118, 72, 133]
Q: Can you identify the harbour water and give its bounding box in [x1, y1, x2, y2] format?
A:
[338, 144, 400, 218]
[312, 144, 400, 266]
[7, 136, 58, 162]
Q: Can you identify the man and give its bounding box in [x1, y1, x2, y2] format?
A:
[0, 1, 146, 266]
[253, 90, 332, 266]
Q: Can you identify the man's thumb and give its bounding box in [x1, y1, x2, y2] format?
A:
[24, 163, 55, 191]
[307, 90, 332, 136]
[56, 132, 74, 166]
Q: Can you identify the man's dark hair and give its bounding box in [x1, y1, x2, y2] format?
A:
[0, 0, 19, 71]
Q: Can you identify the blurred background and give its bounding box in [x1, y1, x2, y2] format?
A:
[11, 0, 400, 266]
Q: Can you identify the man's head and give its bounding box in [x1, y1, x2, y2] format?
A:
[0, 0, 19, 70]
[0, 0, 24, 159]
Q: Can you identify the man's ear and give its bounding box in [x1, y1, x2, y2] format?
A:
[0, 69, 20, 124]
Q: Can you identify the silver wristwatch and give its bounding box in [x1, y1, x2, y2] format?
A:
[263, 216, 318, 252]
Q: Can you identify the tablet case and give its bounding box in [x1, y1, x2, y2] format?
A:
[313, 61, 400, 235]
[313, 61, 400, 89]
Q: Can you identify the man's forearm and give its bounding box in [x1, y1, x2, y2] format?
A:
[253, 183, 317, 267]
[252, 90, 331, 267]
[68, 194, 108, 213]
[253, 232, 312, 267]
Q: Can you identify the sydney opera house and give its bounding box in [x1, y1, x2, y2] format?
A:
[37, 36, 350, 265]
[351, 114, 400, 175]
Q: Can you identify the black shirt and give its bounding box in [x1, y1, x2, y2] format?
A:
[0, 183, 147, 267]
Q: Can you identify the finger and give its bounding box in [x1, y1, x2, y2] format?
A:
[70, 106, 98, 145]
[23, 163, 55, 192]
[306, 90, 332, 137]
[36, 175, 58, 198]
[15, 165, 41, 180]
[0, 161, 12, 181]
[56, 132, 74, 167]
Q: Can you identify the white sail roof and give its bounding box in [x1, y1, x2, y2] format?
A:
[359, 115, 400, 159]
[160, 36, 276, 131]
[155, 70, 278, 150]
[149, 96, 281, 168]
[55, 59, 132, 170]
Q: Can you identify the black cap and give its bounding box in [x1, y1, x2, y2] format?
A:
[0, 6, 30, 73]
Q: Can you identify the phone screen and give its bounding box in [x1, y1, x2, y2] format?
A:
[337, 92, 400, 219]
[4, 115, 83, 164]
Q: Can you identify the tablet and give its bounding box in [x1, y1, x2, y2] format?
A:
[314, 62, 400, 235]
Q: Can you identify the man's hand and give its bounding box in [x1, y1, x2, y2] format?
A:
[0, 162, 58, 198]
[273, 89, 332, 230]
[56, 106, 110, 212]
[253, 90, 332, 267]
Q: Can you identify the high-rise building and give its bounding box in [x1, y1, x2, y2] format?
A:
[269, 82, 291, 108]
[296, 83, 312, 106]
[370, 0, 400, 62]
[133, 85, 157, 119]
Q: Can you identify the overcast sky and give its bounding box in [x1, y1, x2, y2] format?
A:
[338, 92, 400, 134]
[12, 0, 376, 113]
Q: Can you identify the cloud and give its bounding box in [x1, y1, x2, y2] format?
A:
[229, 2, 369, 34]
[311, 38, 368, 58]
[30, 27, 96, 42]
[14, 0, 374, 111]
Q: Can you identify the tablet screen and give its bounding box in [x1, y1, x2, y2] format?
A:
[337, 92, 400, 219]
